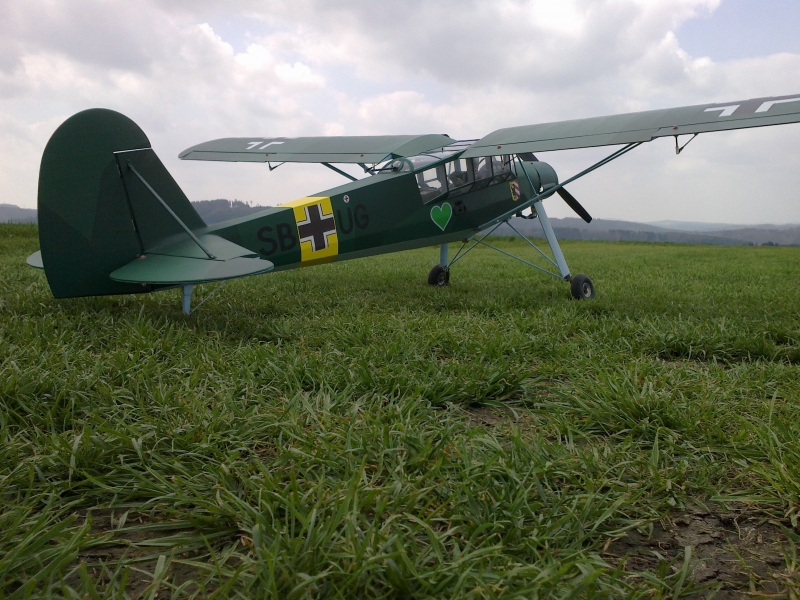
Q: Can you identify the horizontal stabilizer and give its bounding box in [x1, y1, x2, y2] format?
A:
[463, 94, 800, 156]
[111, 255, 273, 285]
[27, 251, 44, 269]
[179, 134, 454, 164]
[146, 233, 258, 261]
[110, 234, 273, 285]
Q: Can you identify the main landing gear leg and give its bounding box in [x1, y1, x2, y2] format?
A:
[534, 200, 595, 299]
[533, 201, 570, 279]
[427, 243, 451, 286]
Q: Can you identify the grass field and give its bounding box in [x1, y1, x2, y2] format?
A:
[2, 223, 800, 598]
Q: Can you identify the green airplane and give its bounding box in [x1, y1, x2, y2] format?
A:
[27, 95, 800, 314]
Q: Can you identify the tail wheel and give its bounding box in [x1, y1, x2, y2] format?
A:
[427, 265, 450, 286]
[570, 274, 595, 299]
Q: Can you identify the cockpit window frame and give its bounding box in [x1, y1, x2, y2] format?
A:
[445, 158, 474, 198]
[417, 165, 448, 204]
[375, 144, 518, 203]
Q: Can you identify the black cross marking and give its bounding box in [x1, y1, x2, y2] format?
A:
[297, 203, 336, 252]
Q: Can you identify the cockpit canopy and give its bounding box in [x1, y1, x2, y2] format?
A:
[416, 154, 515, 203]
[374, 142, 516, 203]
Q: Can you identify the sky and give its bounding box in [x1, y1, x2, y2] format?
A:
[1, 0, 799, 224]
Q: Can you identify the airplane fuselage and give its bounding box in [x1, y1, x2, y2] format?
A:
[207, 154, 530, 272]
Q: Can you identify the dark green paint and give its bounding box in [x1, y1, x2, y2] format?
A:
[38, 109, 150, 298]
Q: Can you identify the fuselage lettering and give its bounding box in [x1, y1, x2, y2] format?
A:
[277, 222, 297, 251]
[354, 204, 369, 229]
[336, 204, 369, 235]
[258, 223, 296, 255]
[337, 208, 354, 234]
[257, 226, 277, 257]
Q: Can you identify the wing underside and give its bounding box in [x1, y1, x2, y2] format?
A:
[462, 94, 800, 156]
[179, 94, 800, 164]
[179, 134, 455, 164]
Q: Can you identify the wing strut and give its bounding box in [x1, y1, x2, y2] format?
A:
[480, 142, 643, 230]
[124, 160, 217, 260]
[674, 134, 698, 155]
[322, 162, 358, 182]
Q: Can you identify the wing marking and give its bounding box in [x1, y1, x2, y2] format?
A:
[756, 97, 800, 113]
[704, 105, 740, 117]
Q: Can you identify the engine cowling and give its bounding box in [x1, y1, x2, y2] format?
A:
[516, 160, 558, 197]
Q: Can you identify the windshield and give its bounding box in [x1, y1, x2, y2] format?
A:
[405, 149, 464, 171]
[373, 158, 411, 174]
[406, 155, 440, 170]
[372, 140, 478, 175]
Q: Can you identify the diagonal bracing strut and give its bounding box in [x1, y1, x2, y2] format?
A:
[447, 219, 564, 280]
[125, 161, 217, 260]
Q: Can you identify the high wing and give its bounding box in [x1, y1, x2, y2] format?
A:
[462, 94, 800, 156]
[179, 134, 454, 164]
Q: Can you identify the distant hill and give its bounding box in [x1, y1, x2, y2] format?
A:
[493, 217, 800, 246]
[0, 200, 269, 227]
[191, 199, 270, 224]
[492, 218, 748, 245]
[0, 204, 37, 223]
[648, 220, 800, 233]
[3, 200, 799, 246]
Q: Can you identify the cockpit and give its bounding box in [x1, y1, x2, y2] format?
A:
[415, 154, 514, 203]
[374, 143, 516, 204]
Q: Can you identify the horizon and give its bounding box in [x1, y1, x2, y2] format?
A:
[4, 200, 800, 229]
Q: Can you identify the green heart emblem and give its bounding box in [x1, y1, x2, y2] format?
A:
[430, 202, 452, 231]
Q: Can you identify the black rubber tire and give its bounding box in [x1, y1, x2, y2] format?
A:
[427, 265, 450, 286]
[570, 274, 595, 300]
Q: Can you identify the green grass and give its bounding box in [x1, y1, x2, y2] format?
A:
[1, 222, 800, 598]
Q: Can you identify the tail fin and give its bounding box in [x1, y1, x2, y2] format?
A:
[36, 109, 271, 300]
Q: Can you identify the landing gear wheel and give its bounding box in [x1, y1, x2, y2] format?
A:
[570, 274, 595, 300]
[427, 265, 450, 286]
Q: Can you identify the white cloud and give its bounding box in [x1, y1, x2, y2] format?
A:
[274, 62, 324, 87]
[0, 0, 797, 225]
[323, 122, 346, 136]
